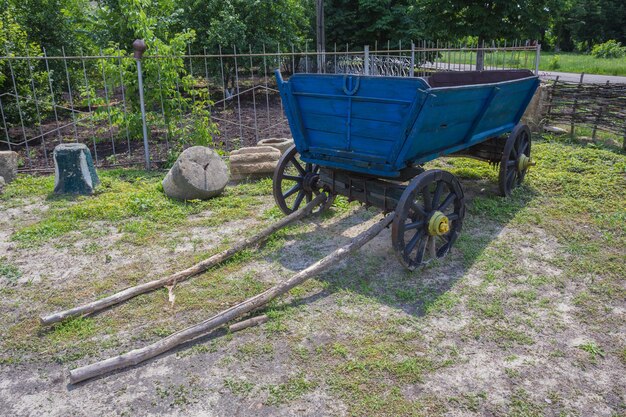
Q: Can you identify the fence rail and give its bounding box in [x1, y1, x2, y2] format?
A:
[0, 41, 540, 172]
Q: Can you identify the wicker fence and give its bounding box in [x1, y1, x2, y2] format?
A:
[543, 75, 626, 149]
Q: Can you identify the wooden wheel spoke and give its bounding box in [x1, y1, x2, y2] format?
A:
[414, 236, 428, 264]
[506, 169, 516, 187]
[405, 230, 424, 254]
[411, 202, 427, 217]
[427, 236, 436, 259]
[507, 160, 516, 167]
[520, 141, 529, 156]
[438, 193, 455, 211]
[306, 192, 312, 203]
[422, 188, 433, 211]
[447, 213, 459, 221]
[292, 159, 306, 175]
[405, 220, 424, 231]
[283, 174, 302, 182]
[283, 183, 301, 199]
[292, 190, 305, 211]
[432, 181, 444, 208]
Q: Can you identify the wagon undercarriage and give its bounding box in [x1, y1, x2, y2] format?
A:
[273, 122, 535, 270]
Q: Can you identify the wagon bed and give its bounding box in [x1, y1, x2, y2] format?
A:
[276, 69, 539, 177]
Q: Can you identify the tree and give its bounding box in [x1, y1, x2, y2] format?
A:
[552, 0, 626, 51]
[6, 0, 95, 55]
[182, 0, 309, 52]
[323, 0, 421, 48]
[420, 0, 559, 68]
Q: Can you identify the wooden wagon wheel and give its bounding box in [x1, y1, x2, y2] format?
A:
[272, 145, 335, 215]
[499, 124, 534, 197]
[392, 170, 465, 271]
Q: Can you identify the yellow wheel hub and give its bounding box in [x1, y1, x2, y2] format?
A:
[428, 211, 450, 236]
[517, 154, 536, 172]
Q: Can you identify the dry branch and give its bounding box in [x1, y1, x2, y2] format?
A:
[228, 315, 268, 332]
[41, 193, 328, 326]
[68, 212, 394, 384]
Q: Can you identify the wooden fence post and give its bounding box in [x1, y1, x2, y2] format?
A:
[592, 80, 609, 141]
[570, 73, 584, 140]
[546, 75, 560, 121]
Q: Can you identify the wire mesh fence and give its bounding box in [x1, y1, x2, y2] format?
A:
[0, 41, 540, 172]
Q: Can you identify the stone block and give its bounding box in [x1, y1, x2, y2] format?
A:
[53, 144, 100, 195]
[162, 146, 229, 200]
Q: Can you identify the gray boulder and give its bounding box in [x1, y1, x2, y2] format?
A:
[0, 176, 5, 195]
[0, 151, 18, 184]
[53, 144, 100, 195]
[257, 138, 294, 155]
[229, 146, 281, 181]
[162, 146, 228, 200]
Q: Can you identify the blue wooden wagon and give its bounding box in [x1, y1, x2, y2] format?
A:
[273, 69, 539, 269]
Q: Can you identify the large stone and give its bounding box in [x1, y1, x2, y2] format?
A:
[0, 151, 18, 184]
[229, 146, 281, 181]
[53, 144, 100, 195]
[162, 146, 228, 200]
[257, 138, 294, 154]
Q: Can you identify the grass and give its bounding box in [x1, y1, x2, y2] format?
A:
[0, 134, 625, 415]
[540, 51, 626, 76]
[433, 50, 626, 76]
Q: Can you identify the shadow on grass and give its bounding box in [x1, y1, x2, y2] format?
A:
[267, 177, 538, 319]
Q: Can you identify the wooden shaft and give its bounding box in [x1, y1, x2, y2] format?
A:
[41, 194, 328, 326]
[69, 212, 394, 384]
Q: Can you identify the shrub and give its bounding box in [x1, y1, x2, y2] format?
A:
[548, 55, 561, 70]
[591, 40, 626, 59]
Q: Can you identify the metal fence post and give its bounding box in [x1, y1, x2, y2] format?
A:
[410, 42, 415, 77]
[535, 43, 541, 75]
[364, 45, 370, 76]
[133, 39, 150, 170]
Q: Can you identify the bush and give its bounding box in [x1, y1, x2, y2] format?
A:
[591, 40, 626, 59]
[548, 55, 561, 70]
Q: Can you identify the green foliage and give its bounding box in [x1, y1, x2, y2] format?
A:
[323, 0, 420, 47]
[591, 40, 626, 58]
[547, 54, 561, 70]
[420, 0, 558, 44]
[97, 0, 218, 148]
[0, 8, 53, 125]
[0, 258, 21, 283]
[550, 0, 626, 51]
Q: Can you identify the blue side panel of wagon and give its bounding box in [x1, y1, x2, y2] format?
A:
[275, 70, 539, 177]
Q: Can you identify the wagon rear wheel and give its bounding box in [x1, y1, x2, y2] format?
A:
[272, 145, 335, 215]
[499, 124, 534, 197]
[392, 170, 465, 271]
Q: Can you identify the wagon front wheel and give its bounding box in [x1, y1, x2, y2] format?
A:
[392, 170, 465, 271]
[499, 124, 534, 197]
[272, 145, 335, 215]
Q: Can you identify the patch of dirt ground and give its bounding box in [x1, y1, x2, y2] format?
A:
[0, 174, 624, 417]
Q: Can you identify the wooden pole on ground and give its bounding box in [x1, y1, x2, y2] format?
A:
[69, 212, 394, 384]
[228, 315, 268, 332]
[41, 194, 328, 326]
